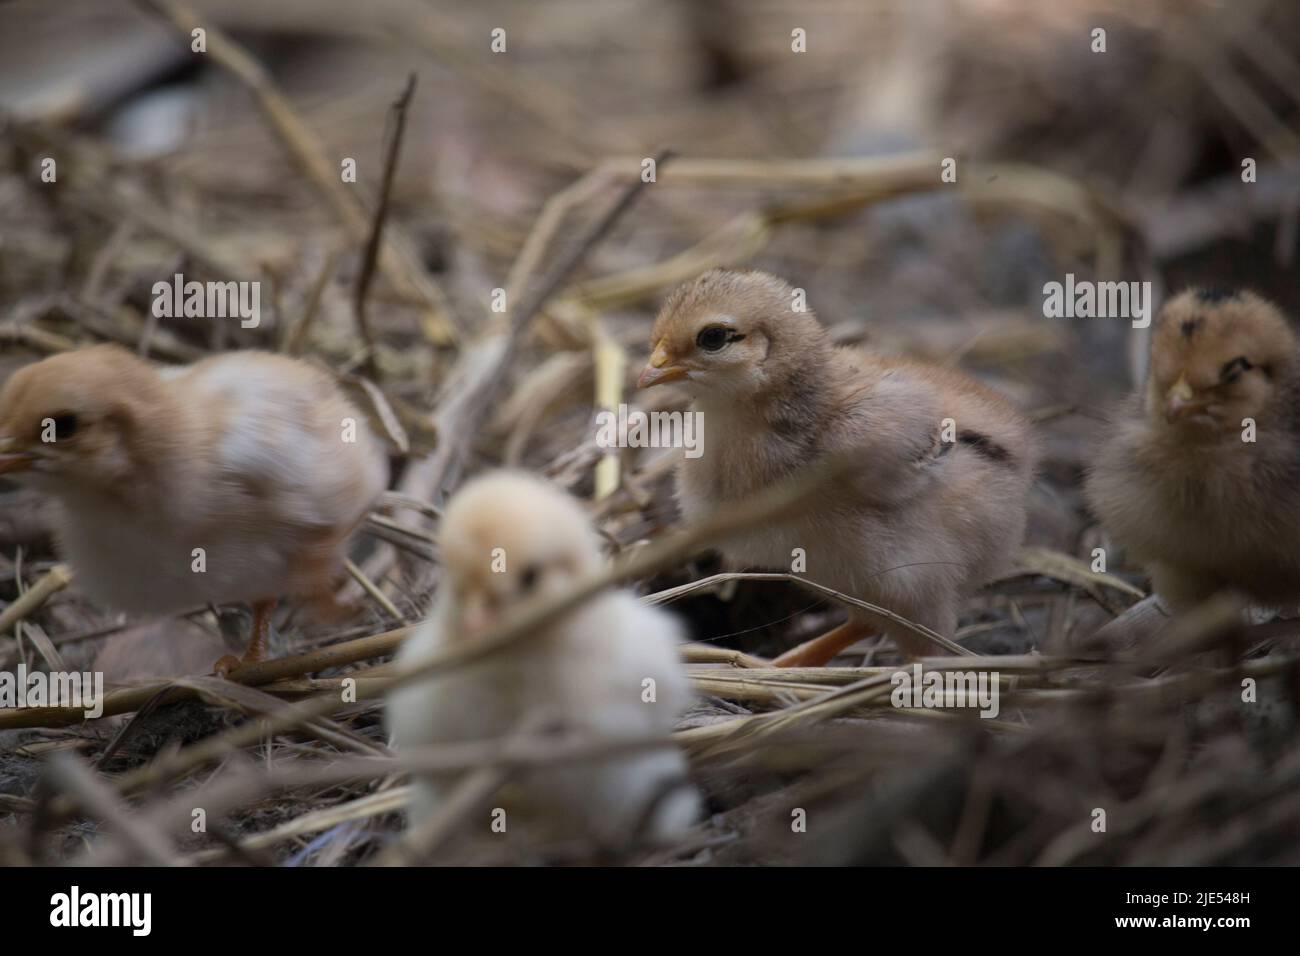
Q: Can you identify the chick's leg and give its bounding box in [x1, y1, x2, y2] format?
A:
[213, 599, 277, 677]
[771, 619, 875, 668]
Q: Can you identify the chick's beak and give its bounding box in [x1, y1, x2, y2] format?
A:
[636, 343, 687, 390]
[0, 437, 34, 475]
[1164, 374, 1199, 423]
[459, 589, 498, 639]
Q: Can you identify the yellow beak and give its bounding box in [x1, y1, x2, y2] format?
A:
[458, 589, 498, 640]
[0, 437, 33, 474]
[1164, 373, 1198, 423]
[636, 343, 687, 390]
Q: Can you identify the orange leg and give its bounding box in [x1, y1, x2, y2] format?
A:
[213, 599, 277, 677]
[771, 619, 875, 668]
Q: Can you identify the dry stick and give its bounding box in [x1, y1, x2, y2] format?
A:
[418, 150, 672, 505]
[187, 787, 412, 864]
[34, 450, 860, 823]
[598, 153, 944, 186]
[504, 167, 613, 307]
[364, 513, 437, 559]
[282, 243, 342, 355]
[0, 624, 419, 731]
[353, 72, 416, 377]
[679, 644, 769, 669]
[75, 184, 250, 284]
[0, 564, 72, 636]
[345, 559, 403, 620]
[46, 752, 188, 867]
[0, 322, 78, 354]
[591, 328, 626, 500]
[166, 675, 389, 757]
[136, 0, 458, 344]
[1177, 25, 1300, 162]
[566, 157, 1120, 312]
[347, 376, 411, 454]
[58, 295, 207, 364]
[80, 219, 135, 303]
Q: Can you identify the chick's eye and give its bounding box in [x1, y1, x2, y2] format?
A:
[46, 413, 78, 441]
[519, 564, 541, 593]
[1220, 356, 1254, 384]
[695, 326, 732, 352]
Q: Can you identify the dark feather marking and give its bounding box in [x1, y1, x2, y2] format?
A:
[958, 430, 1012, 463]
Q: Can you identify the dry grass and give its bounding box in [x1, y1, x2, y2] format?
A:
[2, 0, 1300, 866]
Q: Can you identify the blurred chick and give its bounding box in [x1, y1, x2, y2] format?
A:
[1087, 288, 1300, 610]
[387, 470, 698, 848]
[637, 269, 1035, 664]
[0, 344, 387, 673]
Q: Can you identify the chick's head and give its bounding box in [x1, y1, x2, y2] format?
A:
[1147, 289, 1296, 437]
[0, 345, 166, 494]
[437, 471, 602, 641]
[637, 269, 828, 398]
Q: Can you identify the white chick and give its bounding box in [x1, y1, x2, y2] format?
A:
[637, 269, 1036, 664]
[0, 344, 387, 673]
[386, 470, 698, 849]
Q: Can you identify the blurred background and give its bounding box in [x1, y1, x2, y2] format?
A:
[1, 0, 1299, 865]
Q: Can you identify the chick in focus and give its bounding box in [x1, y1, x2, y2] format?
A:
[386, 470, 698, 849]
[1086, 288, 1300, 611]
[0, 344, 387, 674]
[637, 269, 1036, 665]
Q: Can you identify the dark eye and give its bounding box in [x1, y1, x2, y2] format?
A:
[47, 413, 78, 441]
[695, 326, 732, 352]
[520, 564, 541, 592]
[1220, 356, 1254, 384]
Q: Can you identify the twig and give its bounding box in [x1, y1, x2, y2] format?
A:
[591, 326, 626, 500]
[282, 243, 342, 355]
[136, 0, 459, 344]
[415, 149, 672, 505]
[353, 72, 417, 377]
[47, 753, 188, 867]
[345, 558, 402, 620]
[0, 564, 73, 636]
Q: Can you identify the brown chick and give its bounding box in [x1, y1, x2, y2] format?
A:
[0, 344, 387, 674]
[1086, 288, 1300, 611]
[637, 269, 1036, 664]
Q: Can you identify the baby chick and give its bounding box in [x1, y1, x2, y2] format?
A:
[0, 344, 387, 673]
[386, 470, 698, 849]
[637, 269, 1035, 664]
[1086, 288, 1300, 611]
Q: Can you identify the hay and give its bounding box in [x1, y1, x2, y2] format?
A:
[1, 0, 1299, 866]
